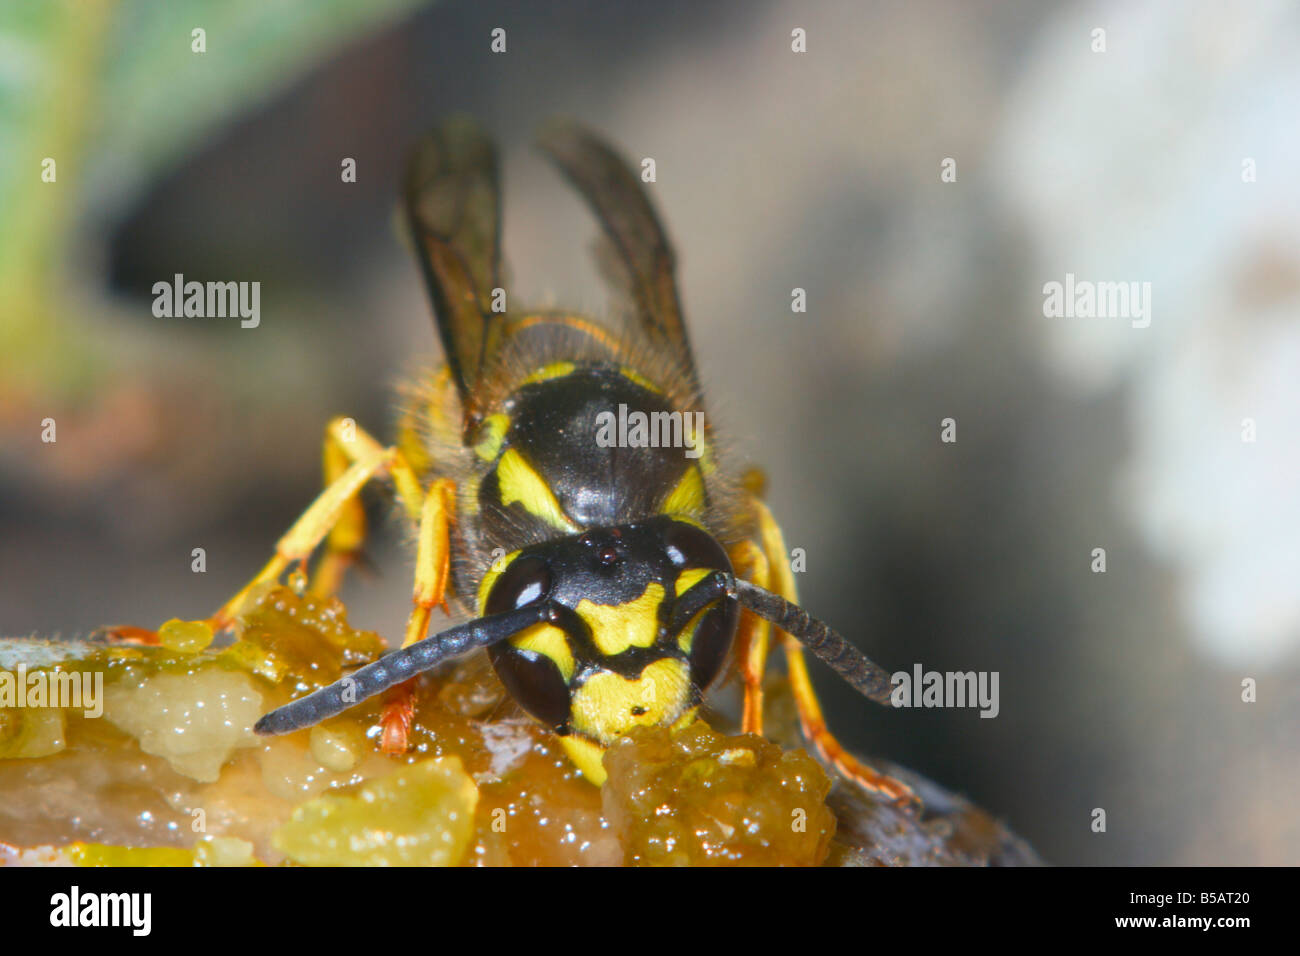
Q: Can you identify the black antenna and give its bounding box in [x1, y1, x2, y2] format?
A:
[670, 571, 896, 706]
[254, 603, 557, 736]
[254, 572, 896, 737]
[729, 578, 895, 705]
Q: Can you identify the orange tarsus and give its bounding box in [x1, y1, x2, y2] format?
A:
[98, 625, 161, 646]
[801, 710, 921, 813]
[379, 680, 417, 754]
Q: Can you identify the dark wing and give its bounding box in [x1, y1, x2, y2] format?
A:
[536, 118, 699, 391]
[404, 116, 505, 422]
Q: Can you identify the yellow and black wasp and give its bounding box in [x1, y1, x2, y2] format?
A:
[217, 117, 914, 806]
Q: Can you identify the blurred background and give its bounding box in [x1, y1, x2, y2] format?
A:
[2, 0, 1297, 865]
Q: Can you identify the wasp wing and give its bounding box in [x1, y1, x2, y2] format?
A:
[404, 116, 505, 421]
[536, 118, 699, 391]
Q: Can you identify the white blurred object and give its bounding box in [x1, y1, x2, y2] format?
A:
[994, 0, 1300, 664]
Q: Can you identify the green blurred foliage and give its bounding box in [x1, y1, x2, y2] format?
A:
[0, 0, 427, 397]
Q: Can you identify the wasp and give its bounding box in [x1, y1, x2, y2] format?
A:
[213, 117, 915, 807]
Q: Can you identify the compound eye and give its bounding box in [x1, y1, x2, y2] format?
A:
[488, 640, 572, 731]
[486, 554, 553, 615]
[687, 601, 738, 692]
[662, 521, 730, 572]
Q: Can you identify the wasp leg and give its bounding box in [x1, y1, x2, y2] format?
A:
[380, 477, 457, 754]
[210, 419, 426, 632]
[310, 417, 374, 597]
[203, 414, 455, 755]
[728, 538, 773, 735]
[93, 625, 162, 646]
[749, 496, 921, 812]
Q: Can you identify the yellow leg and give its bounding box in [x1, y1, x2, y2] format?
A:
[201, 414, 454, 756]
[749, 496, 920, 811]
[728, 538, 772, 735]
[380, 476, 457, 754]
[210, 417, 427, 631]
[310, 419, 369, 597]
[400, 477, 456, 649]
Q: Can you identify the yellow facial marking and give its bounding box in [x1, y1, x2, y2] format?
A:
[475, 548, 520, 613]
[671, 568, 716, 654]
[575, 583, 664, 656]
[521, 361, 576, 386]
[618, 366, 663, 394]
[510, 624, 575, 682]
[496, 448, 579, 532]
[560, 736, 609, 785]
[473, 413, 510, 461]
[673, 567, 711, 597]
[672, 707, 700, 732]
[562, 705, 702, 787]
[662, 465, 705, 517]
[570, 658, 693, 745]
[675, 607, 706, 655]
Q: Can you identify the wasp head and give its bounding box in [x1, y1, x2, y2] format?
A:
[478, 516, 737, 784]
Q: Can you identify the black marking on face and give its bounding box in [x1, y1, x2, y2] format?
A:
[482, 516, 737, 733]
